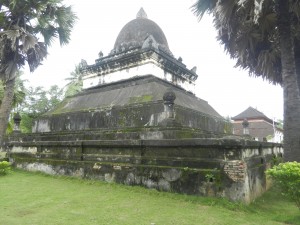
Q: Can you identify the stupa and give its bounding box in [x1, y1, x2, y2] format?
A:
[6, 8, 283, 203]
[32, 8, 227, 136]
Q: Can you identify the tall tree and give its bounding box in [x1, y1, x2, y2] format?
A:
[192, 0, 300, 161]
[0, 0, 76, 143]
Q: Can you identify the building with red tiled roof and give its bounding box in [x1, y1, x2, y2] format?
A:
[232, 107, 283, 143]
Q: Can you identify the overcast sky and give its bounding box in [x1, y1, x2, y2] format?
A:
[24, 0, 283, 120]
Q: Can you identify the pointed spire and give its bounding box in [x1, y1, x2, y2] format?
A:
[136, 7, 148, 19]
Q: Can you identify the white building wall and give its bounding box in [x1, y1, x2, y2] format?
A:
[82, 59, 195, 93]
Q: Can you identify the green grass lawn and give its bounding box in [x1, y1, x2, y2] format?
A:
[0, 170, 299, 225]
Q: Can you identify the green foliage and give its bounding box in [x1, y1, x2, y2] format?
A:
[1, 74, 63, 133]
[205, 172, 215, 182]
[266, 134, 274, 141]
[64, 80, 83, 97]
[223, 116, 233, 134]
[205, 168, 222, 189]
[0, 161, 11, 175]
[19, 113, 34, 133]
[271, 154, 283, 167]
[0, 71, 27, 134]
[276, 119, 284, 130]
[64, 63, 83, 97]
[17, 85, 64, 133]
[22, 85, 63, 117]
[5, 116, 13, 135]
[12, 72, 27, 108]
[266, 162, 300, 209]
[0, 71, 26, 108]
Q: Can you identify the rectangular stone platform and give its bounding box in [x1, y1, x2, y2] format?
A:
[6, 135, 283, 203]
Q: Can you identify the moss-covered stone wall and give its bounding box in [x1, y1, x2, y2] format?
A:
[7, 138, 283, 203]
[32, 102, 232, 138]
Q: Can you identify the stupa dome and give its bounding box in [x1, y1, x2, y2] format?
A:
[113, 8, 171, 54]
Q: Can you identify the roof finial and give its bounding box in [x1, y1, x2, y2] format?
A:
[136, 7, 148, 19]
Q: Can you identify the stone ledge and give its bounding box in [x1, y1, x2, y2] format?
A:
[7, 138, 282, 149]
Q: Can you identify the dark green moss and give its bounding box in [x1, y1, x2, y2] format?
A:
[128, 95, 153, 104]
[176, 130, 195, 139]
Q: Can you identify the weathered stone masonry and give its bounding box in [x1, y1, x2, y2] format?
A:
[6, 134, 282, 203]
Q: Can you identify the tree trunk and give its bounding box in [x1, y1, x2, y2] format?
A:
[0, 78, 15, 145]
[294, 58, 300, 92]
[278, 0, 300, 161]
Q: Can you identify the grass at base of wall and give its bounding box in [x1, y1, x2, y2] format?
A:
[0, 170, 299, 225]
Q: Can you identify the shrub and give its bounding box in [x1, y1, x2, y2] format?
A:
[0, 161, 11, 176]
[266, 162, 300, 209]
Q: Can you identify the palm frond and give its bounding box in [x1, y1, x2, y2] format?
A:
[9, 0, 18, 10]
[0, 12, 5, 26]
[254, 0, 265, 23]
[34, 22, 58, 46]
[64, 63, 83, 97]
[27, 42, 47, 72]
[191, 0, 218, 20]
[0, 0, 76, 75]
[21, 34, 38, 53]
[0, 29, 20, 50]
[193, 0, 286, 86]
[213, 0, 242, 31]
[290, 0, 300, 20]
[54, 5, 77, 46]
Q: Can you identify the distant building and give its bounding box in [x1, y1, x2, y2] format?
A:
[232, 106, 283, 143]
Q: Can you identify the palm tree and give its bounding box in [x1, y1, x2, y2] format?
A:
[0, 0, 76, 143]
[64, 63, 83, 97]
[192, 0, 300, 161]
